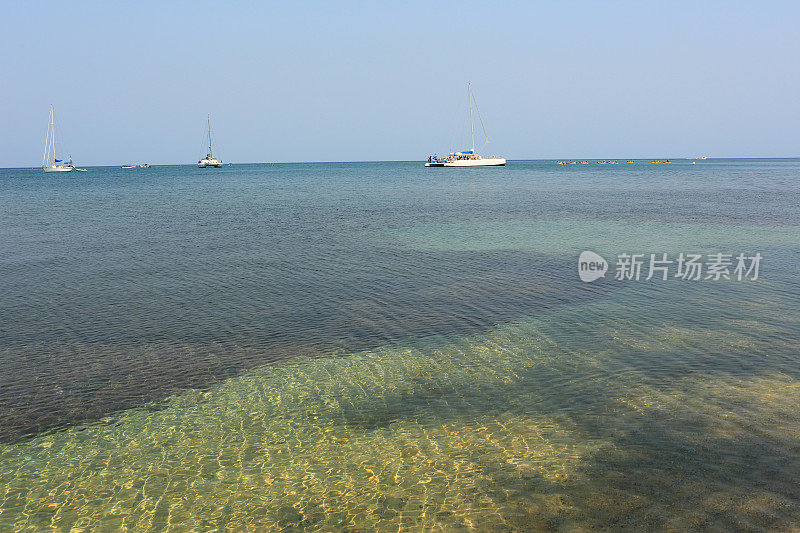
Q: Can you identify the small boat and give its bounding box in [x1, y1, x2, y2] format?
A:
[139, 164, 150, 168]
[121, 164, 135, 169]
[198, 115, 222, 168]
[580, 161, 589, 164]
[627, 160, 634, 164]
[42, 105, 75, 173]
[426, 83, 505, 167]
[75, 168, 88, 172]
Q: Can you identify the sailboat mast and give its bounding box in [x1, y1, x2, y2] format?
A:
[468, 83, 475, 153]
[43, 105, 55, 167]
[51, 106, 57, 165]
[207, 114, 212, 156]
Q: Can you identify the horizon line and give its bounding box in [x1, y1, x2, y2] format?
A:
[4, 156, 800, 170]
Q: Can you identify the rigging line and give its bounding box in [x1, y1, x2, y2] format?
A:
[199, 124, 212, 157]
[43, 108, 51, 167]
[471, 90, 494, 155]
[54, 110, 69, 160]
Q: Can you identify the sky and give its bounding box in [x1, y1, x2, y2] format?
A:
[2, 0, 799, 166]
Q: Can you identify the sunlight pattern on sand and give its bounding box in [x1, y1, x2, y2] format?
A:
[1, 306, 799, 530]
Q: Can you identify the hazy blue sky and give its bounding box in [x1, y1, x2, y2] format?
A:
[2, 1, 799, 166]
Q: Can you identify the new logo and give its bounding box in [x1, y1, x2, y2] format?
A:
[578, 251, 608, 282]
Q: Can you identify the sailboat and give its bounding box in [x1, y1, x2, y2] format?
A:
[42, 105, 75, 173]
[198, 114, 222, 168]
[426, 83, 506, 167]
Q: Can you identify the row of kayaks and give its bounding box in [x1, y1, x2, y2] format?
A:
[556, 160, 635, 165]
[556, 160, 672, 165]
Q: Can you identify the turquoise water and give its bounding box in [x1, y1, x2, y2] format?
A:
[1, 160, 799, 530]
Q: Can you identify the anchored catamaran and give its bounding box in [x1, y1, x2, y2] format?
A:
[198, 114, 222, 168]
[42, 105, 75, 173]
[426, 83, 505, 167]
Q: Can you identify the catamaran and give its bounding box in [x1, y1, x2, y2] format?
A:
[426, 83, 506, 167]
[198, 114, 222, 168]
[42, 105, 75, 173]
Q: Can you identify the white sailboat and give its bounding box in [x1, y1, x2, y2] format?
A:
[426, 83, 506, 167]
[198, 114, 222, 168]
[42, 105, 75, 173]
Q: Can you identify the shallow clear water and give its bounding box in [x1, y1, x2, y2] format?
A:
[1, 160, 799, 530]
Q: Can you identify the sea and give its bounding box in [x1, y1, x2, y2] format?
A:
[1, 159, 799, 530]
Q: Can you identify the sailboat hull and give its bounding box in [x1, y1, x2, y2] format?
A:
[43, 165, 74, 172]
[427, 158, 506, 167]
